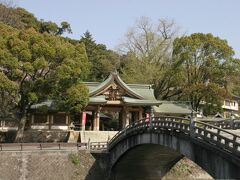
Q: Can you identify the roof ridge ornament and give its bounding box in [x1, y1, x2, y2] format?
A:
[111, 69, 118, 76]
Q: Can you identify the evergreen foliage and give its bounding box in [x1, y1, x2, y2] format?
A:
[1, 3, 240, 121]
[0, 22, 90, 141]
[0, 3, 72, 35]
[173, 33, 236, 113]
[80, 31, 119, 81]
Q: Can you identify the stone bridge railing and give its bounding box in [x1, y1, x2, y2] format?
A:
[107, 116, 240, 157]
[200, 119, 240, 129]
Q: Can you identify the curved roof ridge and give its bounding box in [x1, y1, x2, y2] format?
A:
[127, 83, 153, 86]
[113, 72, 144, 100]
[89, 71, 144, 100]
[89, 74, 114, 96]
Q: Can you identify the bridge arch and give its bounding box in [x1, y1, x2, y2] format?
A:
[107, 117, 240, 179]
[110, 144, 184, 180]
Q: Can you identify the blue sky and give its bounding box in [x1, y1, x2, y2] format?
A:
[18, 0, 240, 57]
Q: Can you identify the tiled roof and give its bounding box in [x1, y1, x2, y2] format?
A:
[85, 71, 158, 103]
[154, 102, 192, 115]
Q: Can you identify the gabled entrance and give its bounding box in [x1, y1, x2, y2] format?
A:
[81, 71, 161, 131]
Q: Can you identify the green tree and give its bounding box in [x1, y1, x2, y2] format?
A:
[0, 72, 17, 119]
[39, 20, 72, 35]
[0, 23, 90, 141]
[0, 3, 22, 28]
[223, 58, 240, 97]
[173, 33, 236, 113]
[0, 3, 39, 30]
[118, 17, 181, 99]
[80, 31, 119, 81]
[13, 7, 39, 30]
[57, 83, 89, 113]
[58, 21, 72, 35]
[0, 3, 72, 35]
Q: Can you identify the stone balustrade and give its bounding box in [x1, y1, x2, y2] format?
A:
[107, 116, 240, 157]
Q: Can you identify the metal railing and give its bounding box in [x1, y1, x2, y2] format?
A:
[107, 116, 240, 157]
[0, 142, 87, 151]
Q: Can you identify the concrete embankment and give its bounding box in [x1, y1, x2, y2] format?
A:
[0, 150, 212, 180]
[0, 150, 108, 180]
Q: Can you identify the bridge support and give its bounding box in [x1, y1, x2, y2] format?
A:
[190, 113, 196, 138]
[121, 107, 130, 128]
[230, 113, 235, 129]
[109, 132, 240, 179]
[107, 116, 240, 179]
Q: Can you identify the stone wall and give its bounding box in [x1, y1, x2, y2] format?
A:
[22, 130, 69, 142]
[0, 149, 214, 180]
[0, 150, 108, 180]
[0, 130, 119, 143]
[80, 131, 118, 143]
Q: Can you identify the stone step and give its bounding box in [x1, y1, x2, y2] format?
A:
[67, 130, 80, 143]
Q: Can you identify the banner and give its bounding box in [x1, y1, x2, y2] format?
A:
[146, 113, 150, 122]
[82, 112, 86, 125]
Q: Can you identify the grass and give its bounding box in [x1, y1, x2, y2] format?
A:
[166, 160, 191, 177]
[68, 153, 81, 166]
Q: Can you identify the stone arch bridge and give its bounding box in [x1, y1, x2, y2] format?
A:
[91, 116, 240, 179]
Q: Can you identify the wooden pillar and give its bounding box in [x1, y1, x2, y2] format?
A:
[96, 110, 100, 131]
[47, 115, 50, 130]
[122, 107, 130, 128]
[65, 114, 69, 125]
[134, 111, 139, 122]
[81, 112, 86, 131]
[90, 110, 93, 130]
[93, 106, 101, 131]
[150, 106, 154, 119]
[139, 109, 143, 120]
[93, 111, 96, 130]
[122, 108, 126, 128]
[126, 109, 130, 127]
[51, 114, 54, 124]
[93, 111, 100, 131]
[31, 114, 35, 125]
[118, 111, 123, 130]
[50, 114, 54, 130]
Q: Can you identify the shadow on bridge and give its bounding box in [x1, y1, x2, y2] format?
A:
[110, 144, 183, 180]
[84, 152, 109, 180]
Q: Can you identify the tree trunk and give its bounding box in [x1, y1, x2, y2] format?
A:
[14, 110, 27, 143]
